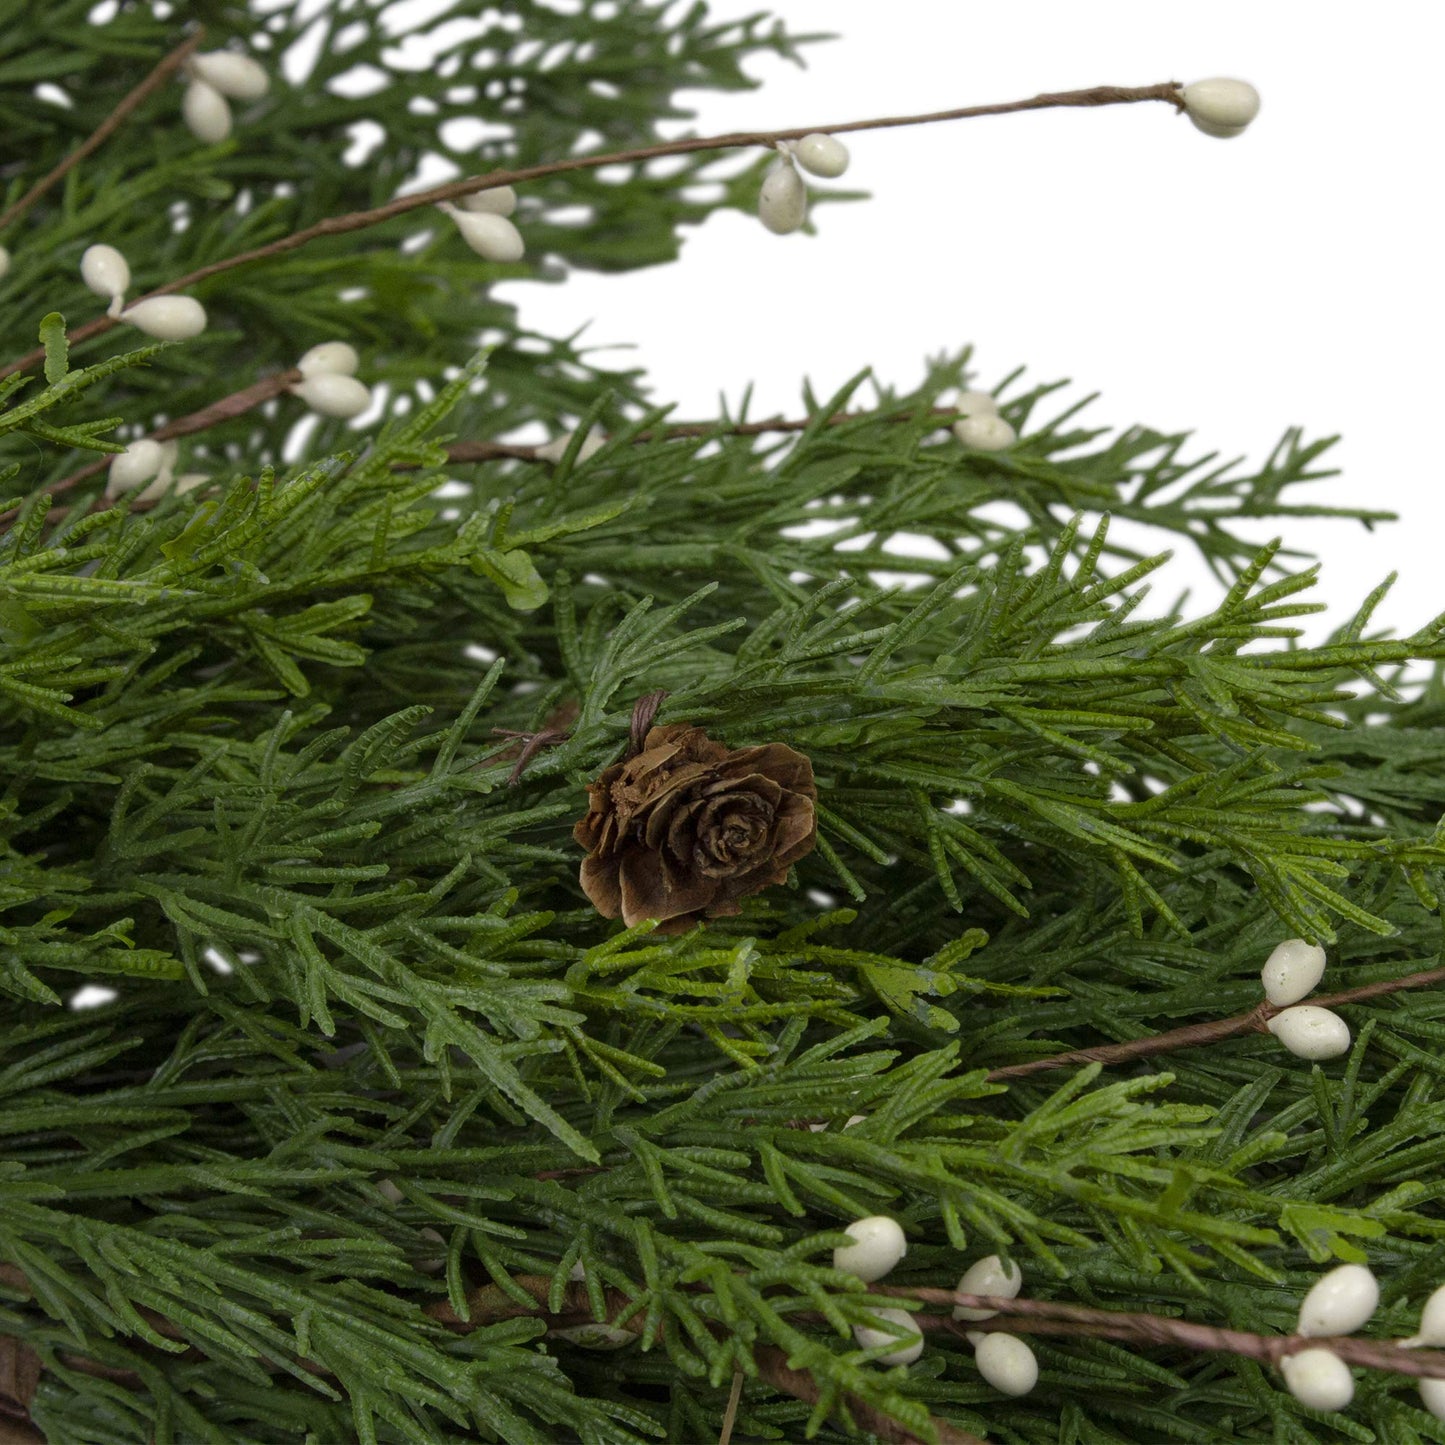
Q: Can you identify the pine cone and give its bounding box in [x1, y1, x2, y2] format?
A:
[574, 723, 817, 933]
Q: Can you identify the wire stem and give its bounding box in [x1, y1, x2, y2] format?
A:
[985, 963, 1445, 1082]
[0, 80, 1182, 382]
[890, 1289, 1445, 1381]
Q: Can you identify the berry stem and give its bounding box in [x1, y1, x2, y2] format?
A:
[985, 963, 1445, 1082]
[0, 81, 1182, 382]
[887, 1289, 1445, 1381]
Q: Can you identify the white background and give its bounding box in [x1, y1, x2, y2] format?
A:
[504, 0, 1445, 646]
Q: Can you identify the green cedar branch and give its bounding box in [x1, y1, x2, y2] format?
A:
[0, 81, 1183, 381]
[0, 28, 207, 236]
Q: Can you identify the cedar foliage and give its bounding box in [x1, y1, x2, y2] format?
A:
[3, 4, 1445, 1443]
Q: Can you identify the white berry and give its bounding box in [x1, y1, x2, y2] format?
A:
[291, 373, 373, 420]
[121, 295, 208, 341]
[1421, 1377, 1445, 1422]
[447, 207, 525, 262]
[1297, 1264, 1378, 1338]
[853, 1308, 923, 1366]
[457, 183, 517, 217]
[1182, 78, 1260, 139]
[954, 1255, 1024, 1321]
[376, 1178, 405, 1204]
[80, 244, 130, 312]
[189, 52, 270, 101]
[535, 427, 605, 464]
[974, 1333, 1038, 1396]
[1261, 939, 1327, 1007]
[793, 133, 849, 179]
[954, 390, 999, 418]
[1408, 1284, 1445, 1347]
[758, 156, 807, 235]
[0, 245, 10, 280]
[953, 413, 1016, 451]
[106, 440, 165, 498]
[297, 341, 360, 378]
[182, 79, 233, 144]
[833, 1216, 907, 1283]
[1268, 1005, 1351, 1062]
[1279, 1348, 1353, 1411]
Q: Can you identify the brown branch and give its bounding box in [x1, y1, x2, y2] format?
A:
[985, 964, 1445, 1083]
[886, 1290, 1445, 1382]
[8, 397, 960, 531]
[439, 406, 963, 467]
[0, 29, 207, 235]
[0, 81, 1183, 381]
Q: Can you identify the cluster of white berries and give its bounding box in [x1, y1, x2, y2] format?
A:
[833, 1216, 921, 1364]
[1278, 1266, 1445, 1418]
[79, 243, 207, 340]
[1180, 78, 1261, 140]
[1278, 1263, 1379, 1412]
[830, 1217, 1039, 1393]
[440, 182, 525, 263]
[758, 134, 850, 236]
[106, 437, 207, 502]
[180, 51, 270, 145]
[1260, 938, 1351, 1062]
[289, 341, 373, 420]
[955, 1255, 1038, 1395]
[951, 390, 1016, 452]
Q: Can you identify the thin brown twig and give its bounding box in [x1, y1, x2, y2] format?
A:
[10, 397, 960, 531]
[0, 29, 207, 235]
[0, 81, 1183, 381]
[985, 963, 1445, 1082]
[492, 725, 573, 786]
[886, 1290, 1445, 1382]
[628, 689, 669, 756]
[438, 406, 962, 467]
